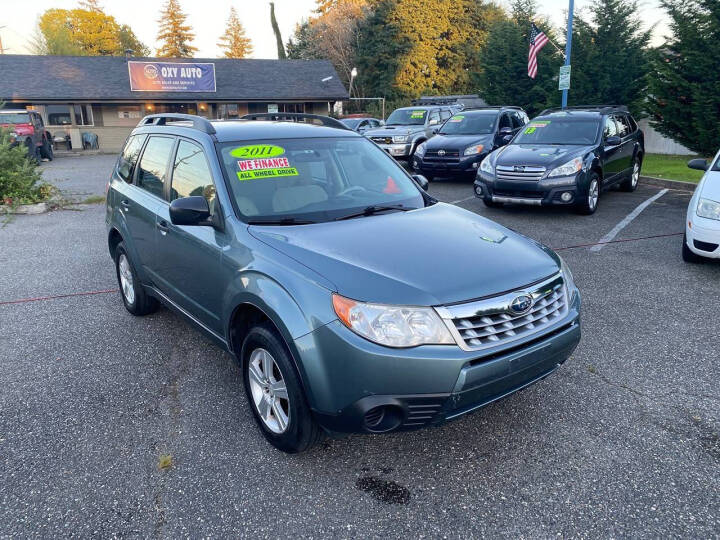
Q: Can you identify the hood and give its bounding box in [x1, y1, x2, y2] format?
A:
[365, 125, 423, 137]
[700, 170, 720, 202]
[249, 203, 560, 306]
[494, 144, 592, 168]
[425, 134, 494, 152]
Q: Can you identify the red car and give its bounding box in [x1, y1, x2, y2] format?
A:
[0, 109, 54, 162]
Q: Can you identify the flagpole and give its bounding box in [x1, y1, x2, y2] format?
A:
[561, 0, 574, 108]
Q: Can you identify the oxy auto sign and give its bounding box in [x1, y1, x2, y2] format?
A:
[128, 61, 216, 92]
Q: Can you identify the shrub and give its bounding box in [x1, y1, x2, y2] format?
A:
[0, 128, 53, 206]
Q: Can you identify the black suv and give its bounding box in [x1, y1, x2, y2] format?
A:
[474, 105, 644, 214]
[411, 107, 529, 181]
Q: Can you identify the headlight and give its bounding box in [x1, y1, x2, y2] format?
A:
[548, 157, 583, 178]
[415, 142, 426, 156]
[333, 294, 454, 348]
[697, 198, 720, 221]
[480, 157, 494, 175]
[558, 256, 576, 296]
[392, 135, 408, 143]
[464, 144, 485, 156]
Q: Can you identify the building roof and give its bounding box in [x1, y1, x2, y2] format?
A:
[0, 55, 349, 102]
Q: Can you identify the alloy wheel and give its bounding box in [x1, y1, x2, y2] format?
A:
[588, 179, 599, 211]
[632, 162, 640, 188]
[118, 254, 135, 305]
[247, 348, 290, 434]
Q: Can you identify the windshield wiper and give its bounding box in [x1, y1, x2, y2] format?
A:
[334, 205, 411, 221]
[246, 217, 316, 225]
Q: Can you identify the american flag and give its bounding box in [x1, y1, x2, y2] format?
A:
[528, 23, 549, 79]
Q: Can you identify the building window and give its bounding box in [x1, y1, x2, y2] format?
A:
[74, 104, 94, 126]
[46, 105, 72, 126]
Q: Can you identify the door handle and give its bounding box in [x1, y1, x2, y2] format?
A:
[120, 199, 131, 208]
[157, 220, 169, 236]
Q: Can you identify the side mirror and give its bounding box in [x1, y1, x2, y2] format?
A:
[379, 120, 385, 126]
[688, 158, 708, 171]
[431, 128, 438, 135]
[169, 196, 211, 226]
[605, 135, 622, 146]
[412, 174, 429, 191]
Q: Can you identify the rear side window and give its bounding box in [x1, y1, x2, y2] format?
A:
[627, 115, 638, 132]
[171, 140, 216, 213]
[440, 109, 452, 121]
[510, 112, 526, 129]
[137, 136, 174, 199]
[117, 134, 147, 182]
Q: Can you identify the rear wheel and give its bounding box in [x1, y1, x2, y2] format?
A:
[40, 137, 54, 161]
[114, 242, 159, 316]
[620, 157, 640, 192]
[682, 233, 704, 263]
[241, 323, 323, 453]
[576, 174, 600, 215]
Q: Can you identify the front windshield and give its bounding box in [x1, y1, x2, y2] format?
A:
[0, 113, 30, 124]
[340, 118, 361, 129]
[385, 109, 427, 126]
[513, 118, 600, 145]
[218, 137, 424, 222]
[439, 112, 497, 135]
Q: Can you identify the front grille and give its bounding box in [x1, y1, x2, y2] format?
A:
[438, 274, 568, 351]
[494, 189, 543, 199]
[371, 136, 393, 144]
[496, 165, 546, 181]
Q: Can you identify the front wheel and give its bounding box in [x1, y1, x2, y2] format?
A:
[576, 174, 600, 215]
[114, 242, 159, 316]
[241, 323, 323, 453]
[682, 233, 704, 263]
[40, 138, 54, 161]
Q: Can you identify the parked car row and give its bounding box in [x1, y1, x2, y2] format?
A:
[363, 104, 645, 216]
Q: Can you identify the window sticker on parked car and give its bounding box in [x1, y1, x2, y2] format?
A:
[449, 115, 464, 122]
[230, 144, 285, 159]
[410, 110, 426, 119]
[235, 157, 298, 181]
[525, 120, 550, 134]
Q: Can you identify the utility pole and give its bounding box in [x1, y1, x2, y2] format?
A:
[561, 0, 574, 108]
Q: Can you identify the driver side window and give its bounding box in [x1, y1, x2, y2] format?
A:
[499, 113, 512, 130]
[603, 116, 618, 138]
[428, 111, 440, 125]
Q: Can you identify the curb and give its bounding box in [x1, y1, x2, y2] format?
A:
[640, 176, 697, 192]
[0, 202, 51, 215]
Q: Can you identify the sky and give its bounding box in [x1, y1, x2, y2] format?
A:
[1, 0, 668, 59]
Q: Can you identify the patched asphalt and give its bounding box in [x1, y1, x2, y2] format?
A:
[1, 156, 718, 537]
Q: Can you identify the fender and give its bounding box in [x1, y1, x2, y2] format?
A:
[106, 202, 150, 283]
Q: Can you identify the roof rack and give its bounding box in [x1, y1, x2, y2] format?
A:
[137, 113, 216, 134]
[240, 113, 350, 131]
[539, 105, 628, 115]
[462, 106, 524, 111]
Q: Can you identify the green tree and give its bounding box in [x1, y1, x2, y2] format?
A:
[270, 2, 287, 59]
[0, 129, 51, 207]
[477, 1, 562, 116]
[286, 21, 318, 60]
[218, 7, 253, 58]
[568, 0, 652, 114]
[156, 0, 197, 58]
[118, 24, 151, 56]
[647, 0, 720, 156]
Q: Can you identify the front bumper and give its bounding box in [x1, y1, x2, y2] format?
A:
[376, 142, 413, 158]
[412, 153, 485, 178]
[296, 289, 581, 434]
[475, 172, 581, 206]
[686, 217, 720, 258]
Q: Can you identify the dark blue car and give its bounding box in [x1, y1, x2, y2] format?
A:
[412, 107, 529, 181]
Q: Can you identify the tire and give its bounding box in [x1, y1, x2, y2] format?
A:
[620, 156, 640, 192]
[682, 233, 704, 263]
[483, 197, 503, 208]
[25, 140, 39, 164]
[40, 137, 54, 161]
[241, 322, 323, 453]
[576, 173, 600, 215]
[114, 242, 159, 316]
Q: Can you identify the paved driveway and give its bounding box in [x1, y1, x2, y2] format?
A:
[1, 156, 718, 537]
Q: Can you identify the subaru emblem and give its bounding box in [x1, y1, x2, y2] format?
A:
[513, 165, 525, 172]
[438, 149, 446, 156]
[509, 294, 533, 316]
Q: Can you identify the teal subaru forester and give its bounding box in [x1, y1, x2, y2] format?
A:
[106, 113, 581, 453]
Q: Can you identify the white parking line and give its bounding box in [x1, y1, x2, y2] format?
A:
[450, 195, 476, 205]
[590, 189, 669, 252]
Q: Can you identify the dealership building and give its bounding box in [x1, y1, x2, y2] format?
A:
[0, 55, 348, 151]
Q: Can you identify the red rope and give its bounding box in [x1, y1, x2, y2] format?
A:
[0, 288, 118, 306]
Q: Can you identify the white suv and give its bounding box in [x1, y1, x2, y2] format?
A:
[684, 151, 720, 262]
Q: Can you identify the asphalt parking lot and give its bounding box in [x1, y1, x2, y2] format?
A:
[1, 155, 718, 537]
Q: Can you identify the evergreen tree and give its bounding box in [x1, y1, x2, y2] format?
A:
[286, 21, 319, 60]
[647, 0, 720, 156]
[568, 0, 651, 114]
[477, 0, 562, 116]
[156, 0, 197, 58]
[218, 7, 253, 58]
[270, 2, 287, 59]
